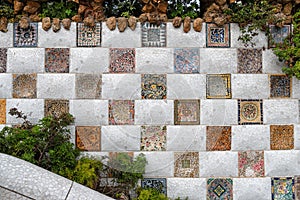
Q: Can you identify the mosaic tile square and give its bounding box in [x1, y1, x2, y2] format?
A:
[142, 22, 166, 47]
[206, 23, 230, 48]
[76, 74, 101, 99]
[207, 178, 233, 200]
[237, 49, 262, 73]
[206, 74, 231, 99]
[269, 25, 291, 48]
[270, 125, 294, 150]
[174, 100, 200, 125]
[206, 126, 231, 151]
[174, 152, 199, 178]
[174, 48, 200, 73]
[109, 100, 134, 125]
[141, 74, 167, 99]
[12, 74, 37, 98]
[141, 126, 166, 151]
[45, 48, 69, 73]
[0, 99, 6, 124]
[270, 75, 291, 98]
[13, 23, 38, 47]
[238, 151, 264, 177]
[238, 99, 263, 125]
[109, 48, 135, 73]
[272, 177, 295, 200]
[76, 126, 101, 151]
[44, 99, 69, 118]
[0, 48, 7, 73]
[77, 22, 101, 47]
[141, 178, 167, 195]
[295, 176, 300, 200]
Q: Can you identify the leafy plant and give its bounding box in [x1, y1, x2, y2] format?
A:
[135, 188, 169, 200]
[103, 0, 142, 18]
[0, 2, 14, 21]
[39, 0, 78, 19]
[167, 0, 200, 19]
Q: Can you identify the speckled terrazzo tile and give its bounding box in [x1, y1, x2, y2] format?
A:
[76, 126, 101, 151]
[206, 126, 231, 151]
[45, 48, 69, 73]
[141, 125, 166, 151]
[238, 151, 264, 177]
[207, 178, 233, 200]
[0, 187, 31, 200]
[141, 178, 167, 195]
[238, 99, 263, 125]
[76, 74, 101, 99]
[44, 99, 69, 118]
[206, 74, 231, 99]
[76, 22, 101, 47]
[272, 177, 295, 200]
[141, 74, 167, 99]
[237, 48, 262, 73]
[109, 100, 134, 125]
[0, 48, 7, 73]
[174, 100, 200, 125]
[13, 23, 38, 47]
[174, 48, 200, 73]
[270, 125, 294, 150]
[0, 99, 5, 124]
[269, 25, 291, 48]
[142, 22, 166, 47]
[206, 23, 230, 48]
[12, 74, 36, 98]
[270, 75, 291, 98]
[109, 48, 135, 73]
[174, 152, 199, 178]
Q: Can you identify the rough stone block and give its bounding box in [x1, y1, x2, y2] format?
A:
[0, 24, 13, 47]
[263, 49, 286, 73]
[0, 74, 12, 98]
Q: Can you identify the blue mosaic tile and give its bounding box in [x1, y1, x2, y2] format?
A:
[13, 23, 38, 47]
[238, 99, 263, 125]
[207, 178, 233, 200]
[77, 22, 101, 47]
[206, 74, 231, 99]
[174, 48, 200, 73]
[206, 23, 230, 48]
[269, 25, 291, 48]
[270, 75, 291, 98]
[142, 22, 166, 47]
[272, 177, 295, 200]
[141, 178, 167, 195]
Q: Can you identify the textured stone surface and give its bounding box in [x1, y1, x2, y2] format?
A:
[0, 23, 13, 47]
[76, 74, 101, 99]
[295, 125, 300, 150]
[67, 182, 113, 200]
[0, 187, 31, 200]
[293, 77, 300, 98]
[0, 74, 12, 98]
[263, 49, 287, 73]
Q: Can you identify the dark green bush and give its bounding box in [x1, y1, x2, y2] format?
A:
[39, 0, 78, 19]
[167, 0, 201, 19]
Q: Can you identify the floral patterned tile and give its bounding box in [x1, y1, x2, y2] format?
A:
[207, 178, 233, 200]
[109, 48, 135, 73]
[206, 126, 231, 151]
[206, 23, 230, 48]
[142, 22, 166, 47]
[238, 99, 263, 125]
[76, 74, 101, 99]
[174, 152, 199, 178]
[0, 48, 7, 73]
[270, 75, 291, 98]
[0, 99, 6, 124]
[45, 48, 69, 73]
[44, 99, 69, 118]
[141, 126, 166, 151]
[12, 74, 37, 98]
[13, 23, 38, 47]
[238, 151, 264, 177]
[237, 49, 262, 73]
[174, 48, 200, 73]
[270, 125, 294, 150]
[76, 126, 101, 151]
[141, 74, 167, 99]
[141, 178, 167, 195]
[109, 100, 134, 125]
[272, 177, 295, 200]
[269, 25, 291, 48]
[77, 22, 101, 47]
[174, 100, 200, 125]
[206, 74, 231, 99]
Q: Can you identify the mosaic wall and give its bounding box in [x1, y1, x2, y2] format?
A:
[0, 22, 299, 200]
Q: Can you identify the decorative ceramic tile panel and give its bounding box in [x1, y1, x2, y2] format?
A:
[141, 126, 166, 151]
[13, 23, 38, 47]
[237, 49, 262, 73]
[270, 75, 291, 98]
[206, 126, 231, 151]
[142, 22, 166, 47]
[206, 74, 231, 99]
[270, 125, 294, 150]
[238, 99, 263, 125]
[174, 48, 200, 73]
[76, 126, 101, 151]
[206, 23, 230, 48]
[141, 178, 167, 195]
[109, 100, 134, 125]
[295, 176, 300, 200]
[174, 152, 199, 178]
[44, 99, 69, 118]
[207, 178, 233, 200]
[109, 48, 135, 73]
[174, 100, 200, 125]
[77, 22, 101, 47]
[238, 151, 264, 177]
[141, 74, 167, 99]
[76, 74, 101, 99]
[0, 48, 7, 73]
[272, 177, 295, 200]
[269, 25, 291, 48]
[45, 48, 69, 73]
[12, 74, 37, 98]
[0, 99, 6, 124]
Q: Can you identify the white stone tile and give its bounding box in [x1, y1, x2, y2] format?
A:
[264, 150, 300, 176]
[200, 100, 238, 125]
[135, 100, 173, 125]
[6, 99, 44, 124]
[37, 74, 75, 99]
[167, 125, 206, 151]
[233, 178, 271, 200]
[69, 100, 108, 126]
[0, 74, 12, 98]
[67, 182, 113, 200]
[292, 77, 300, 98]
[232, 74, 269, 99]
[167, 74, 206, 99]
[101, 126, 140, 151]
[167, 178, 206, 200]
[199, 151, 238, 177]
[70, 48, 109, 73]
[136, 48, 173, 73]
[295, 125, 300, 150]
[263, 99, 299, 124]
[7, 48, 44, 73]
[38, 22, 76, 47]
[263, 49, 286, 73]
[102, 22, 141, 47]
[102, 74, 141, 100]
[167, 22, 206, 48]
[0, 23, 13, 47]
[232, 125, 270, 150]
[199, 48, 237, 73]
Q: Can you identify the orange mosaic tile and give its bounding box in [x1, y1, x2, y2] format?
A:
[206, 126, 231, 151]
[0, 99, 6, 124]
[76, 126, 101, 151]
[270, 125, 294, 150]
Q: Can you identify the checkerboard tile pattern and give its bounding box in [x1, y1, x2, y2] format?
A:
[13, 23, 38, 47]
[77, 23, 101, 47]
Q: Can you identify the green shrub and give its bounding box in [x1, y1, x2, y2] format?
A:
[135, 188, 169, 200]
[0, 2, 14, 21]
[167, 0, 200, 19]
[39, 0, 78, 19]
[103, 0, 142, 18]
